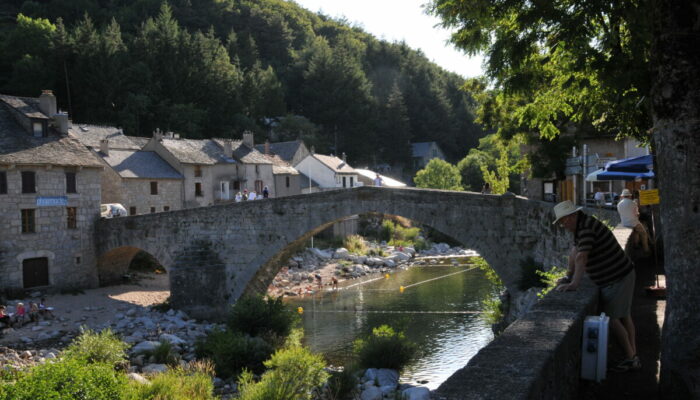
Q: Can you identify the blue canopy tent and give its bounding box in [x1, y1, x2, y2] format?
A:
[605, 154, 654, 173]
[596, 170, 655, 181]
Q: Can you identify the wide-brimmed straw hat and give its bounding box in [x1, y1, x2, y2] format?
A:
[621, 189, 632, 197]
[552, 200, 582, 225]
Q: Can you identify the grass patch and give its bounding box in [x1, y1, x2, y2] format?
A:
[123, 362, 216, 400]
[62, 328, 129, 368]
[343, 234, 368, 255]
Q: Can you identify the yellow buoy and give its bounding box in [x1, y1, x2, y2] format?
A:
[385, 274, 390, 279]
[297, 307, 304, 314]
[399, 286, 405, 293]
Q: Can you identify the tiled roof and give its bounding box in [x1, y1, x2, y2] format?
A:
[213, 139, 272, 165]
[69, 125, 141, 150]
[126, 136, 150, 148]
[0, 94, 48, 119]
[0, 106, 103, 168]
[159, 138, 230, 165]
[313, 154, 355, 173]
[254, 140, 303, 163]
[100, 150, 183, 179]
[265, 154, 299, 175]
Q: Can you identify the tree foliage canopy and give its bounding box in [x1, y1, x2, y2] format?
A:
[0, 0, 487, 165]
[414, 158, 463, 191]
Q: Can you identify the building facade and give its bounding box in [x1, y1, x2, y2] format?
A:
[295, 152, 359, 192]
[0, 91, 103, 291]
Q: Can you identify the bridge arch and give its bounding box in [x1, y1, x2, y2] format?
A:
[96, 187, 570, 319]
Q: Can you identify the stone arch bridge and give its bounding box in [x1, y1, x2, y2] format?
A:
[95, 187, 570, 319]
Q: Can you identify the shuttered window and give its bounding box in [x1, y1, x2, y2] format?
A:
[21, 209, 35, 233]
[0, 171, 6, 194]
[67, 207, 77, 229]
[66, 172, 77, 193]
[21, 171, 36, 193]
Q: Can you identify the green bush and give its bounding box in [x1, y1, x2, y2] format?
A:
[146, 341, 180, 366]
[227, 295, 298, 339]
[344, 234, 368, 255]
[237, 347, 329, 400]
[0, 358, 126, 400]
[380, 220, 396, 242]
[473, 257, 504, 292]
[353, 325, 416, 371]
[325, 366, 359, 400]
[481, 297, 505, 327]
[195, 329, 273, 379]
[62, 328, 129, 367]
[536, 266, 568, 298]
[124, 364, 216, 400]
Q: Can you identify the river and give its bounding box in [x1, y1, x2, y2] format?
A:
[285, 260, 496, 389]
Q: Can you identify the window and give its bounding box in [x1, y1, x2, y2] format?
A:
[0, 171, 6, 194]
[21, 209, 35, 233]
[21, 171, 35, 193]
[75, 256, 81, 265]
[255, 180, 263, 193]
[32, 122, 44, 137]
[150, 181, 158, 195]
[255, 165, 259, 173]
[66, 207, 77, 229]
[285, 176, 290, 188]
[350, 177, 354, 187]
[66, 172, 77, 193]
[194, 165, 202, 177]
[129, 206, 136, 215]
[150, 207, 156, 213]
[233, 180, 240, 190]
[342, 176, 347, 188]
[195, 182, 203, 197]
[164, 206, 170, 212]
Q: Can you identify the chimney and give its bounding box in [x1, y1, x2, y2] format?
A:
[53, 112, 71, 134]
[223, 139, 233, 158]
[264, 140, 270, 155]
[153, 128, 163, 141]
[39, 90, 57, 117]
[342, 152, 347, 163]
[100, 139, 109, 156]
[242, 131, 254, 148]
[310, 145, 315, 155]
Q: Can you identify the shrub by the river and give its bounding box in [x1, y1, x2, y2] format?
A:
[62, 328, 129, 367]
[195, 329, 274, 378]
[146, 340, 180, 366]
[123, 362, 216, 400]
[344, 234, 369, 255]
[353, 325, 416, 371]
[227, 295, 298, 339]
[0, 358, 127, 400]
[325, 365, 360, 400]
[237, 347, 329, 400]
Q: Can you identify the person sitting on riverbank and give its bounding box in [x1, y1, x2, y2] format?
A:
[28, 302, 39, 323]
[38, 298, 55, 319]
[13, 302, 26, 327]
[0, 305, 12, 329]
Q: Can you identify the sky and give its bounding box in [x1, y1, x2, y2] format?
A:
[292, 0, 484, 78]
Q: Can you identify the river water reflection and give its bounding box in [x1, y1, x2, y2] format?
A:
[285, 263, 496, 389]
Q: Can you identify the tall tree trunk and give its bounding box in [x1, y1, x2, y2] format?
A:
[652, 1, 700, 398]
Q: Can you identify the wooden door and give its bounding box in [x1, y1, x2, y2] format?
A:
[23, 257, 49, 288]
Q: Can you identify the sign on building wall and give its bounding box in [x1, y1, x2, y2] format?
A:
[36, 196, 68, 206]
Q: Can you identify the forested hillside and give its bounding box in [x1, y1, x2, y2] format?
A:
[0, 0, 485, 165]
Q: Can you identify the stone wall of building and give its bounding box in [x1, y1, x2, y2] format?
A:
[0, 166, 101, 291]
[272, 174, 300, 198]
[122, 178, 183, 214]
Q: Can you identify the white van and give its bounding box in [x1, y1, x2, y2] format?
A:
[100, 203, 128, 218]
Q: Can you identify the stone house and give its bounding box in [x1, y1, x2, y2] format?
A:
[254, 140, 303, 197]
[295, 152, 359, 192]
[411, 142, 446, 170]
[68, 125, 184, 215]
[0, 91, 103, 291]
[144, 131, 274, 206]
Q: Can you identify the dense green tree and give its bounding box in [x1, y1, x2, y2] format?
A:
[413, 159, 462, 190]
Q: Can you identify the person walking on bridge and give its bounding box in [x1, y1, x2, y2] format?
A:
[552, 200, 640, 372]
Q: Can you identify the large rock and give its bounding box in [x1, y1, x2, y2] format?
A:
[383, 259, 396, 268]
[360, 386, 383, 400]
[309, 248, 332, 260]
[393, 252, 411, 262]
[333, 248, 350, 259]
[127, 373, 150, 384]
[402, 387, 430, 400]
[362, 368, 378, 383]
[131, 341, 160, 354]
[159, 333, 186, 345]
[376, 369, 399, 387]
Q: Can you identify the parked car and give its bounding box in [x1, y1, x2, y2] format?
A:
[585, 192, 618, 209]
[100, 203, 128, 218]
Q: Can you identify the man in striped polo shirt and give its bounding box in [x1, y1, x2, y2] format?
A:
[552, 200, 640, 372]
